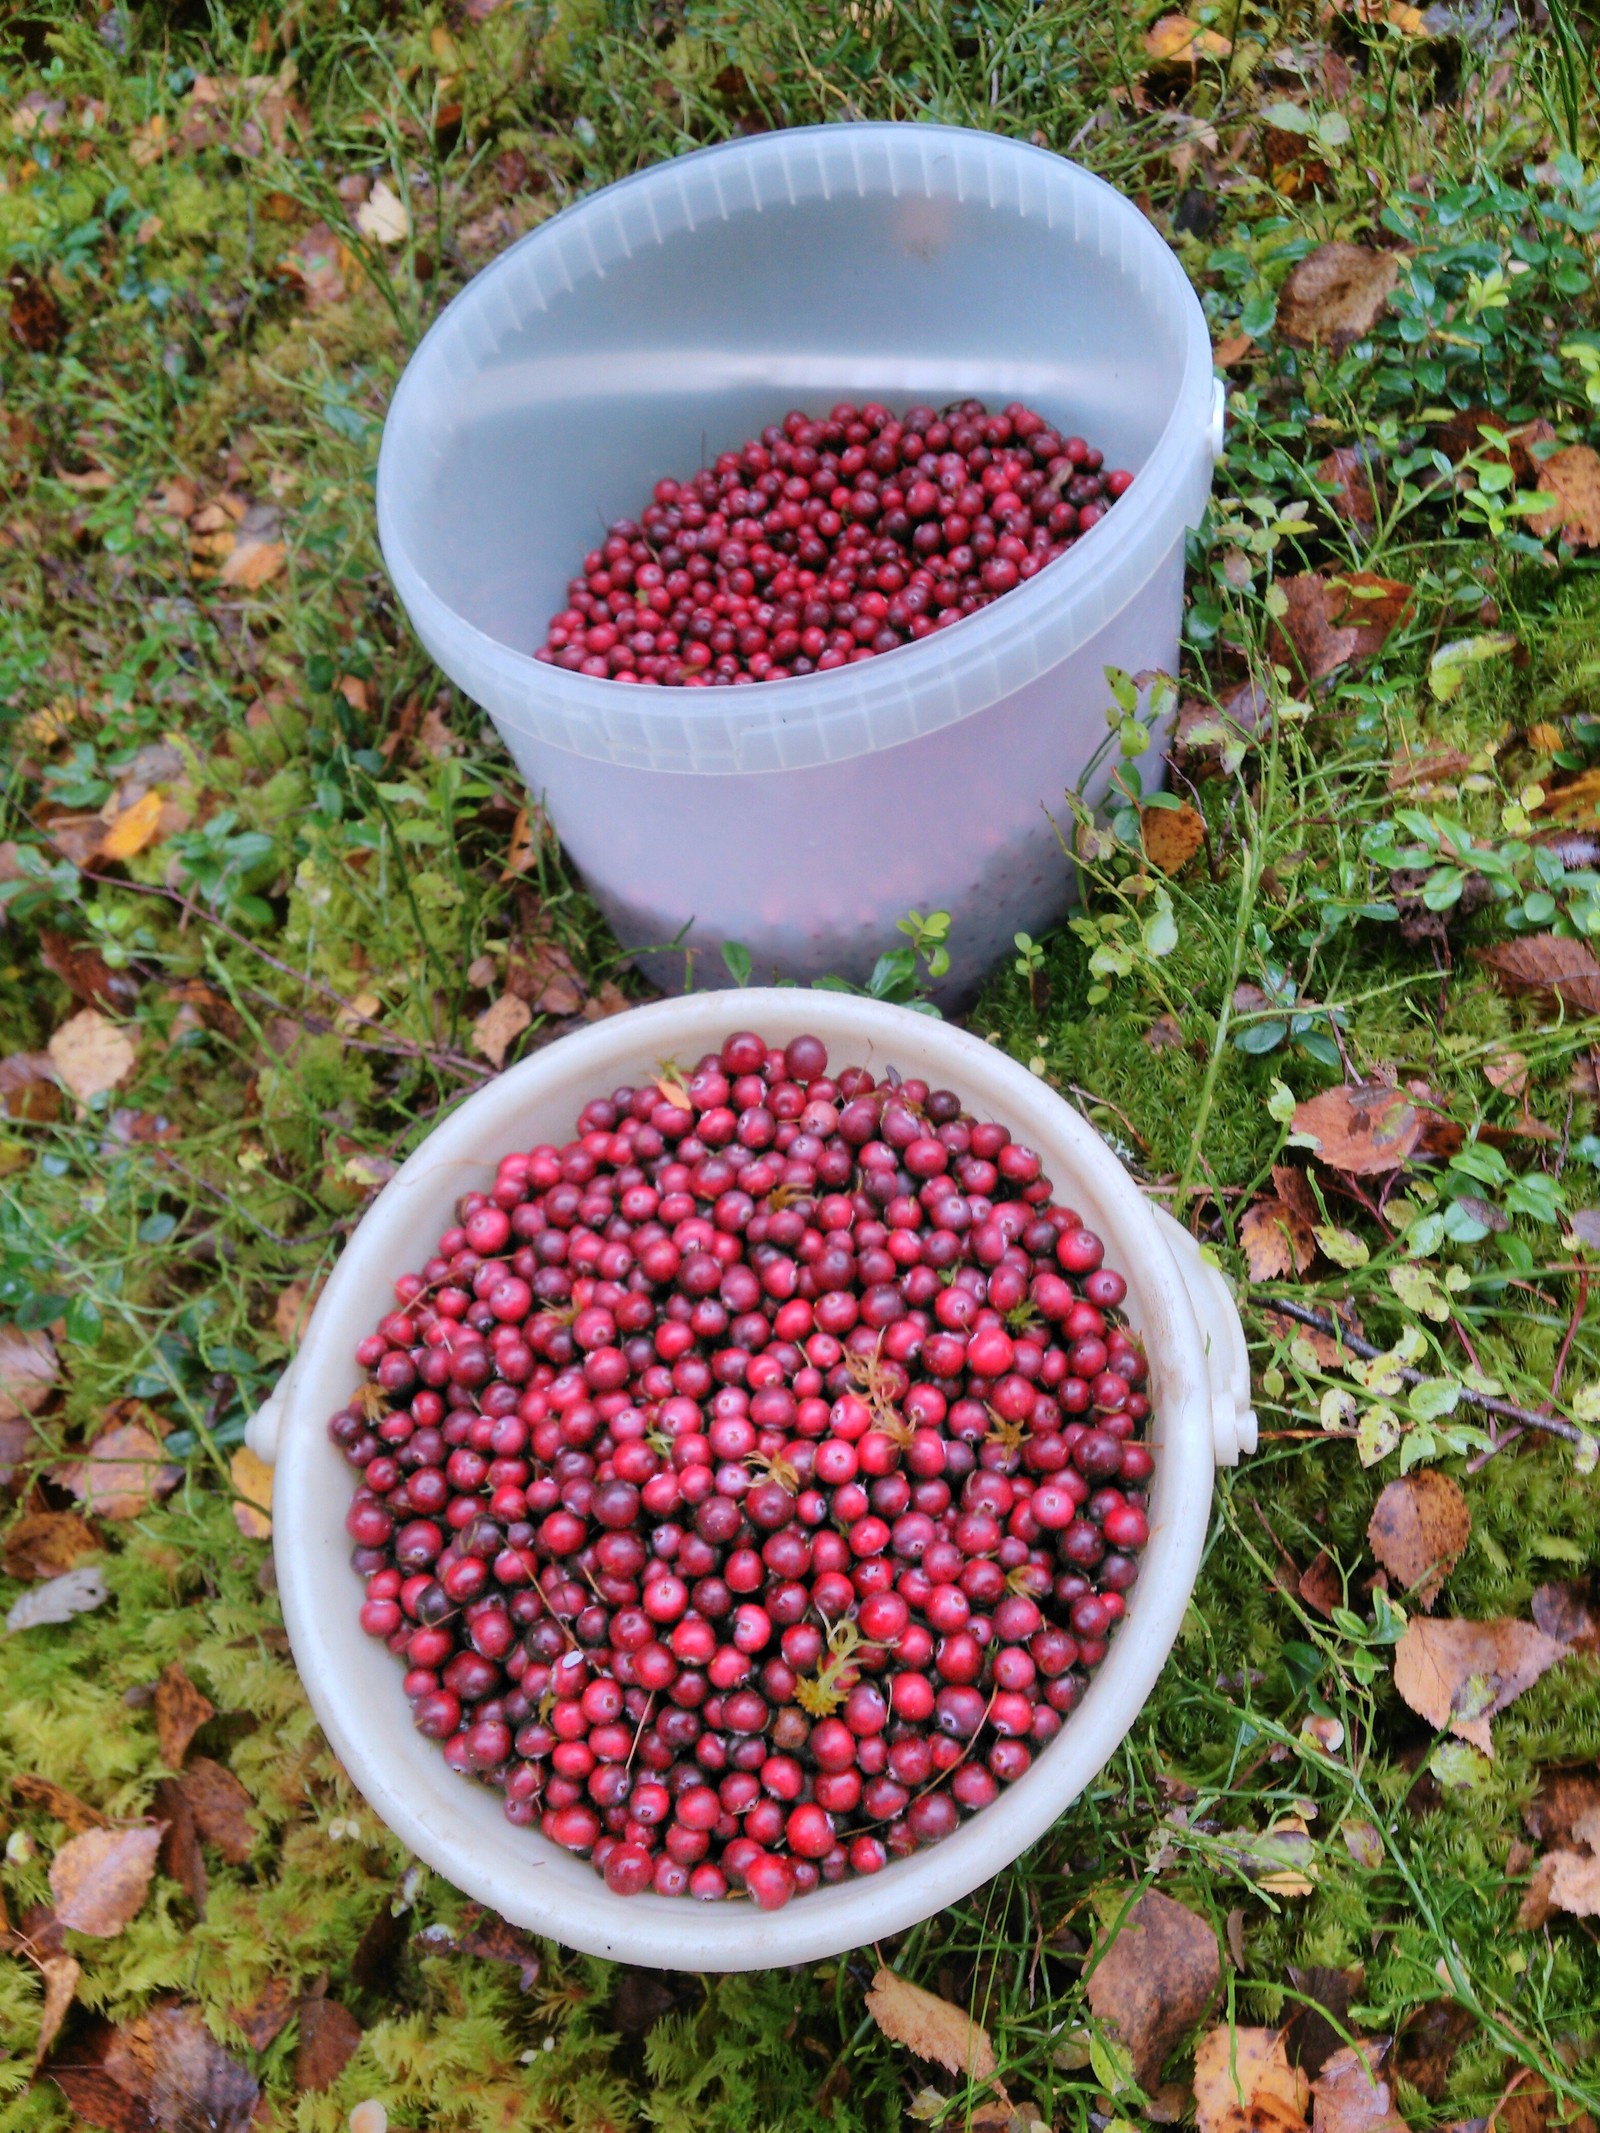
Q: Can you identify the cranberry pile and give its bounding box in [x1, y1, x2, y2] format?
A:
[334, 1031, 1154, 1911]
[535, 399, 1131, 686]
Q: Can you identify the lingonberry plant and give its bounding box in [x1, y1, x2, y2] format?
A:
[331, 1030, 1154, 1909]
[535, 399, 1131, 685]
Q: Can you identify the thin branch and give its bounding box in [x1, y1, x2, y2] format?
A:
[1265, 1295, 1588, 1450]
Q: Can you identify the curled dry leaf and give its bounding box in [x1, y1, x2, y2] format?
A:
[1240, 1196, 1317, 1281]
[472, 992, 532, 1069]
[6, 1564, 108, 1632]
[58, 1416, 182, 1520]
[1277, 244, 1401, 351]
[1, 1508, 98, 1581]
[1366, 1471, 1470, 1609]
[48, 1822, 164, 1937]
[1392, 1616, 1566, 1755]
[32, 1953, 81, 2070]
[1141, 802, 1206, 875]
[47, 1008, 138, 1103]
[1085, 1889, 1221, 2087]
[865, 1966, 1001, 2089]
[1194, 2026, 1310, 2133]
[1269, 573, 1413, 684]
[154, 1662, 215, 1769]
[1526, 445, 1600, 550]
[1291, 1083, 1422, 1176]
[1476, 935, 1600, 1018]
[0, 1322, 59, 1422]
[1311, 2042, 1411, 2133]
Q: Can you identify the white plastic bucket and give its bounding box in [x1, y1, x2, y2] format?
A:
[247, 992, 1255, 1971]
[377, 124, 1222, 997]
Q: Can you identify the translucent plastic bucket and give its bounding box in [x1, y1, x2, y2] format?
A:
[246, 991, 1255, 1971]
[377, 124, 1221, 996]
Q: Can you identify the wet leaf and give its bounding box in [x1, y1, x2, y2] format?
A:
[6, 1564, 108, 1631]
[1367, 1471, 1470, 1609]
[1241, 1196, 1317, 1280]
[1141, 802, 1206, 875]
[58, 1417, 182, 1520]
[1, 1508, 97, 1580]
[1194, 2026, 1310, 2133]
[180, 1757, 254, 1864]
[472, 992, 531, 1068]
[1529, 1582, 1600, 1656]
[1311, 2042, 1411, 2133]
[0, 1323, 59, 1421]
[49, 1823, 164, 1937]
[49, 2003, 261, 2133]
[866, 1966, 1001, 2086]
[229, 1444, 273, 1540]
[1277, 245, 1401, 351]
[1269, 573, 1413, 684]
[1475, 935, 1600, 1017]
[292, 1996, 363, 2091]
[1526, 445, 1600, 550]
[154, 1663, 215, 1769]
[32, 1953, 81, 2069]
[1392, 1616, 1566, 1755]
[1286, 1968, 1364, 2080]
[1085, 1889, 1221, 2086]
[47, 1008, 138, 1103]
[1290, 1083, 1422, 1175]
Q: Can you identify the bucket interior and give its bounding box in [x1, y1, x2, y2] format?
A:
[385, 133, 1199, 663]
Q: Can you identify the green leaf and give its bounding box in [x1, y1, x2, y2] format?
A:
[1356, 1406, 1402, 1466]
[1408, 1377, 1461, 1421]
[1267, 1079, 1297, 1124]
[1314, 1224, 1369, 1268]
[721, 941, 752, 986]
[1428, 632, 1519, 702]
[1141, 891, 1178, 959]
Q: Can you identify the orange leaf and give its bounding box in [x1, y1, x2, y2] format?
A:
[219, 535, 286, 590]
[1290, 1083, 1423, 1175]
[98, 787, 166, 861]
[1141, 802, 1206, 875]
[1366, 1471, 1469, 1609]
[1392, 1616, 1566, 1756]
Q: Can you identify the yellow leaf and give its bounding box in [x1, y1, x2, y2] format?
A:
[47, 1009, 137, 1103]
[355, 180, 410, 246]
[98, 788, 166, 861]
[230, 1443, 274, 1540]
[1143, 13, 1231, 59]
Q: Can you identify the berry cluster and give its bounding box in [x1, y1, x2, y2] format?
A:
[535, 399, 1131, 686]
[335, 1031, 1153, 1910]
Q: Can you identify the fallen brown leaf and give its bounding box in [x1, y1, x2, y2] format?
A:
[58, 1417, 181, 1520]
[1340, 1819, 1384, 1870]
[0, 1052, 62, 1124]
[472, 992, 532, 1069]
[1240, 1195, 1317, 1281]
[1533, 768, 1600, 828]
[1291, 1083, 1423, 1175]
[1145, 1013, 1186, 1051]
[8, 268, 66, 352]
[49, 2003, 260, 2133]
[1086, 1889, 1221, 2087]
[272, 1279, 320, 1345]
[1300, 1550, 1344, 1618]
[1316, 446, 1380, 532]
[180, 1757, 254, 1864]
[1367, 1471, 1470, 1609]
[0, 1323, 59, 1422]
[1476, 935, 1600, 1018]
[1311, 2041, 1410, 2133]
[292, 1996, 363, 2091]
[153, 1776, 207, 1916]
[1142, 802, 1207, 875]
[280, 220, 348, 307]
[453, 1907, 545, 1991]
[865, 1966, 1001, 2088]
[1523, 1768, 1600, 1851]
[47, 1008, 138, 1103]
[1144, 13, 1232, 58]
[218, 533, 286, 590]
[504, 937, 587, 1017]
[1516, 1805, 1600, 1928]
[1529, 1582, 1600, 1657]
[1285, 1966, 1364, 2080]
[39, 930, 140, 1013]
[154, 1663, 214, 1769]
[1493, 2069, 1598, 2133]
[31, 1952, 81, 2070]
[1194, 2026, 1310, 2133]
[11, 1773, 106, 1831]
[1270, 572, 1413, 684]
[1526, 445, 1600, 550]
[232, 1978, 295, 2052]
[1277, 244, 1401, 351]
[1392, 2001, 1472, 2102]
[229, 1443, 273, 1541]
[49, 1823, 164, 1938]
[1392, 1616, 1566, 1755]
[1, 1509, 98, 1581]
[1214, 331, 1255, 368]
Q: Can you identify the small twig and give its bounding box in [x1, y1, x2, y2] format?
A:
[1265, 1296, 1587, 1449]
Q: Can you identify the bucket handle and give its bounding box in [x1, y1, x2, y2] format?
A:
[1152, 1208, 1256, 1467]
